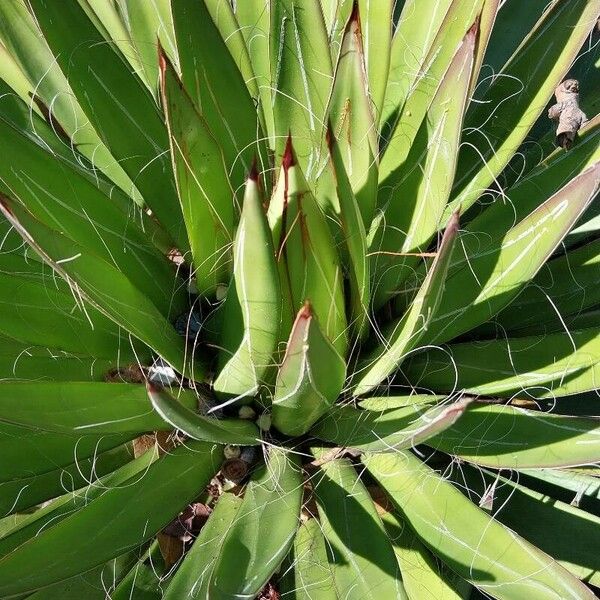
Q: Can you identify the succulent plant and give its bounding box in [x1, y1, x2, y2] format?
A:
[0, 0, 599, 598]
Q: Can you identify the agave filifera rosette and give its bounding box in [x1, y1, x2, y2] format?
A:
[0, 0, 598, 598]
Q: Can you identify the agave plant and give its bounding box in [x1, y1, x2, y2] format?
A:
[0, 0, 599, 598]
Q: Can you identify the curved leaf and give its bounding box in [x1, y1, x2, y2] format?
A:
[372, 23, 476, 307]
[326, 3, 379, 226]
[209, 447, 302, 599]
[364, 451, 596, 600]
[159, 48, 233, 296]
[423, 162, 600, 345]
[458, 465, 600, 586]
[28, 0, 186, 248]
[406, 328, 600, 398]
[278, 517, 337, 600]
[0, 198, 192, 377]
[354, 210, 459, 395]
[0, 440, 221, 596]
[147, 383, 261, 445]
[428, 403, 600, 468]
[312, 399, 470, 452]
[213, 172, 281, 399]
[273, 302, 346, 436]
[0, 382, 197, 434]
[172, 0, 267, 188]
[449, 0, 600, 216]
[312, 453, 407, 599]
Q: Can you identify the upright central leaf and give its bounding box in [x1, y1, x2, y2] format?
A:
[268, 139, 348, 357]
[272, 302, 346, 436]
[214, 170, 281, 400]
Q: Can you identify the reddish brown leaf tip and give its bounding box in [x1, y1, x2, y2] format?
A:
[467, 16, 480, 40]
[325, 121, 335, 152]
[157, 39, 168, 77]
[298, 301, 313, 320]
[0, 192, 13, 216]
[446, 208, 461, 237]
[248, 156, 260, 182]
[349, 0, 360, 24]
[146, 381, 163, 395]
[282, 133, 296, 170]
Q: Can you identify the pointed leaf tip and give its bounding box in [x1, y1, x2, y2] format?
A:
[349, 0, 360, 26]
[468, 16, 480, 39]
[299, 301, 313, 320]
[282, 134, 296, 170]
[248, 156, 259, 182]
[446, 209, 461, 237]
[0, 192, 12, 215]
[325, 121, 334, 151]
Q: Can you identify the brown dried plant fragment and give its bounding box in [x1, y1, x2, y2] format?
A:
[548, 79, 588, 149]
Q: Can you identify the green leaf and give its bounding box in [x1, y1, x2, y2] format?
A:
[326, 3, 379, 226]
[159, 48, 234, 296]
[0, 268, 132, 361]
[0, 444, 131, 515]
[0, 198, 192, 377]
[28, 0, 186, 249]
[355, 0, 393, 124]
[371, 22, 476, 308]
[312, 398, 470, 452]
[213, 172, 281, 399]
[406, 328, 600, 398]
[0, 440, 220, 596]
[172, 0, 267, 190]
[381, 0, 453, 131]
[117, 0, 179, 96]
[422, 162, 600, 345]
[0, 81, 173, 253]
[451, 114, 600, 278]
[164, 492, 242, 600]
[0, 42, 32, 104]
[0, 0, 135, 195]
[0, 382, 197, 434]
[209, 447, 302, 599]
[232, 0, 275, 145]
[268, 139, 348, 357]
[380, 510, 471, 600]
[0, 447, 158, 557]
[0, 116, 186, 319]
[327, 126, 370, 336]
[428, 403, 600, 468]
[147, 383, 261, 445]
[487, 238, 600, 336]
[278, 517, 337, 600]
[358, 395, 445, 409]
[354, 210, 459, 395]
[0, 421, 131, 483]
[458, 465, 600, 586]
[26, 553, 138, 600]
[272, 302, 346, 436]
[379, 0, 483, 189]
[112, 541, 165, 600]
[364, 451, 596, 600]
[312, 454, 407, 599]
[271, 0, 332, 180]
[449, 0, 600, 217]
[204, 0, 259, 101]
